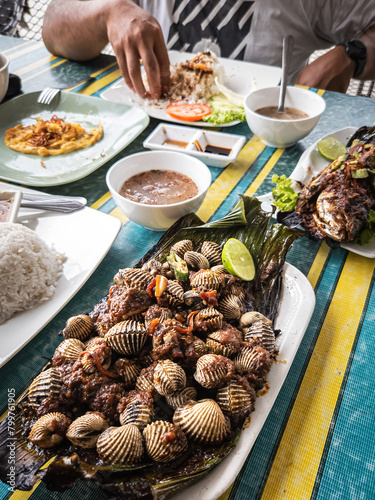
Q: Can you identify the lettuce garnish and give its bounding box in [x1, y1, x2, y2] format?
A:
[271, 174, 299, 212]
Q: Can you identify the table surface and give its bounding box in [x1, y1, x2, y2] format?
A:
[1, 35, 375, 500]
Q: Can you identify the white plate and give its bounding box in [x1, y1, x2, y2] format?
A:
[0, 182, 121, 366]
[175, 262, 315, 500]
[101, 50, 282, 128]
[259, 126, 375, 258]
[143, 123, 246, 168]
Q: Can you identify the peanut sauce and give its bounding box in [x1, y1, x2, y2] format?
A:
[120, 169, 198, 205]
[255, 106, 309, 120]
[163, 139, 188, 149]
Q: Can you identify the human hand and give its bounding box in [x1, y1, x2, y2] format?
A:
[295, 46, 356, 93]
[106, 0, 170, 99]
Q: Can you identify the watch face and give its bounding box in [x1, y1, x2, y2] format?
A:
[346, 39, 367, 59]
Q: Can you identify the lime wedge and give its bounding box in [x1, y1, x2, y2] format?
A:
[221, 238, 255, 281]
[317, 136, 346, 161]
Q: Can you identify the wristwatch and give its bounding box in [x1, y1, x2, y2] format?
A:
[337, 39, 367, 77]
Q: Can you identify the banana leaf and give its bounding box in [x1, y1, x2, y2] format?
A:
[0, 195, 300, 500]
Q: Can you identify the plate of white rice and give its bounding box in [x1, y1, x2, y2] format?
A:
[0, 183, 121, 366]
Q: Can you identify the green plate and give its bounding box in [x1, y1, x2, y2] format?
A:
[0, 91, 150, 186]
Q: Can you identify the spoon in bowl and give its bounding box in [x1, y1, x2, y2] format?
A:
[277, 35, 295, 114]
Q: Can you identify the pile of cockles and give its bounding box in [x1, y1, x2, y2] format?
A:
[26, 239, 277, 466]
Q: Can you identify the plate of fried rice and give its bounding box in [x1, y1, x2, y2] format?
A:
[0, 182, 121, 366]
[101, 50, 282, 127]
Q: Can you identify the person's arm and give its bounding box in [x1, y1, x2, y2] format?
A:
[42, 0, 170, 99]
[295, 25, 375, 92]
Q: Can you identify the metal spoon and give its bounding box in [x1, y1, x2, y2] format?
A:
[277, 35, 295, 114]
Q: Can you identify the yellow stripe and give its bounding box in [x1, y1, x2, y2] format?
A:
[244, 147, 284, 196]
[196, 135, 265, 222]
[81, 68, 121, 95]
[22, 59, 67, 83]
[90, 191, 112, 210]
[8, 41, 44, 60]
[14, 55, 58, 77]
[2, 40, 35, 54]
[261, 252, 375, 500]
[109, 206, 129, 224]
[307, 241, 330, 289]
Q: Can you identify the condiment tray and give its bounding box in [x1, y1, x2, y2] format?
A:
[143, 123, 246, 168]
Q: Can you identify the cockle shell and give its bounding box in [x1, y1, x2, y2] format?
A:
[29, 412, 71, 448]
[233, 345, 271, 375]
[211, 264, 226, 275]
[194, 354, 234, 389]
[184, 251, 210, 270]
[96, 424, 143, 464]
[81, 337, 111, 374]
[116, 359, 141, 388]
[216, 381, 254, 416]
[201, 241, 222, 266]
[145, 308, 172, 328]
[191, 336, 208, 356]
[162, 281, 184, 308]
[171, 240, 193, 258]
[135, 369, 160, 399]
[244, 320, 276, 354]
[63, 314, 94, 341]
[105, 320, 148, 355]
[119, 401, 154, 429]
[66, 413, 108, 448]
[206, 332, 238, 358]
[183, 290, 205, 309]
[114, 268, 153, 290]
[55, 338, 85, 361]
[194, 307, 223, 332]
[239, 311, 272, 330]
[190, 270, 221, 291]
[165, 386, 198, 410]
[28, 368, 62, 410]
[173, 399, 230, 444]
[153, 360, 186, 396]
[218, 294, 243, 320]
[143, 421, 188, 462]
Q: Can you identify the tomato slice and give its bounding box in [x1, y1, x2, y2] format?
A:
[166, 100, 211, 122]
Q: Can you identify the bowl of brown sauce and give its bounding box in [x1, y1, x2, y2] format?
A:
[244, 86, 326, 148]
[106, 151, 211, 231]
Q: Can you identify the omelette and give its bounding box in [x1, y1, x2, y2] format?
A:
[4, 115, 103, 157]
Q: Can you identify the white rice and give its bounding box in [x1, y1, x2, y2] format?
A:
[0, 223, 65, 324]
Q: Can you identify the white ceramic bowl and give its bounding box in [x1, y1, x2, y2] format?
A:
[106, 151, 212, 231]
[0, 53, 10, 103]
[244, 86, 326, 148]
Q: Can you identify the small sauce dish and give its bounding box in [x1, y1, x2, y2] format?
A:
[143, 123, 246, 168]
[0, 190, 22, 223]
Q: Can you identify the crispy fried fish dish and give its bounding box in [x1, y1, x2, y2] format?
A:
[5, 115, 103, 157]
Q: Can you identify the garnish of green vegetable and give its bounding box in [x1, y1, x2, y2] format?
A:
[355, 209, 375, 245]
[166, 251, 188, 281]
[202, 93, 245, 125]
[351, 169, 369, 179]
[271, 174, 299, 211]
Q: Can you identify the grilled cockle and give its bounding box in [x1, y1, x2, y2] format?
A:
[295, 133, 375, 242]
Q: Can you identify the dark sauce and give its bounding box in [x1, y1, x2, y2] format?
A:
[204, 145, 232, 156]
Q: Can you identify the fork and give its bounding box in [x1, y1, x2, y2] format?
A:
[37, 76, 97, 105]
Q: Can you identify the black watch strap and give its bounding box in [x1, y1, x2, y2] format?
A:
[337, 39, 367, 77]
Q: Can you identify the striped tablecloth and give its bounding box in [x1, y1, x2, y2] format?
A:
[1, 35, 375, 500]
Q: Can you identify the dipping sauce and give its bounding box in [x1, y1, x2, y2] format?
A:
[0, 198, 13, 222]
[163, 139, 188, 149]
[255, 106, 309, 120]
[204, 145, 232, 156]
[120, 169, 198, 205]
